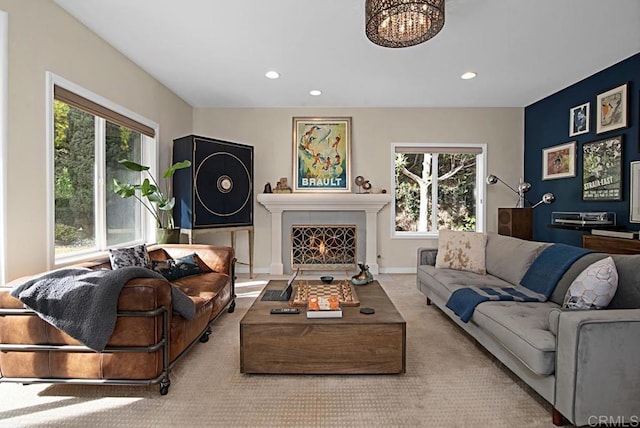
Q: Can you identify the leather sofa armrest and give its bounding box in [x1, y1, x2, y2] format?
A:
[117, 277, 172, 312]
[154, 244, 235, 276]
[417, 247, 438, 266]
[554, 309, 640, 426]
[1, 276, 172, 312]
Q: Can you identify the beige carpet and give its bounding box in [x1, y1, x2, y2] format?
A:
[0, 274, 556, 427]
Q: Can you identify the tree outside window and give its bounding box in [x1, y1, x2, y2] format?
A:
[393, 145, 483, 235]
[54, 101, 143, 257]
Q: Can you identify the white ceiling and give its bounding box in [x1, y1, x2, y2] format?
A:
[54, 0, 640, 108]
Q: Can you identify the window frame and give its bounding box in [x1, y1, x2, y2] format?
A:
[46, 72, 159, 268]
[390, 142, 487, 239]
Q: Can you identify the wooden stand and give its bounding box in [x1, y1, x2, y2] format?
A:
[497, 208, 532, 240]
[182, 225, 254, 278]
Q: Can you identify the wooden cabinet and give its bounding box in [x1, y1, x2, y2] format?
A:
[173, 135, 254, 229]
[582, 235, 640, 254]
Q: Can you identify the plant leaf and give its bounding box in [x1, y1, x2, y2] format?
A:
[139, 179, 160, 197]
[113, 179, 136, 198]
[118, 159, 150, 172]
[162, 160, 191, 179]
[147, 191, 165, 204]
[157, 197, 175, 211]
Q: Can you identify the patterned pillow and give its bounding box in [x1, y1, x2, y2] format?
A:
[563, 256, 618, 309]
[109, 244, 151, 269]
[435, 230, 487, 275]
[152, 253, 204, 281]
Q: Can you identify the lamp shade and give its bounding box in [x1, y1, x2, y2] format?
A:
[365, 0, 445, 48]
[531, 192, 556, 209]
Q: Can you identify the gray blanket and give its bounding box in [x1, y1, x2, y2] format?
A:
[10, 266, 195, 351]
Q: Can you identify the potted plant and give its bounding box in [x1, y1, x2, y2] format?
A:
[113, 159, 191, 244]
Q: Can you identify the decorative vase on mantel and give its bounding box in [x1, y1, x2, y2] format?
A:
[157, 228, 181, 245]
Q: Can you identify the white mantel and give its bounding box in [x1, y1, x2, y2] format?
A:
[257, 193, 391, 275]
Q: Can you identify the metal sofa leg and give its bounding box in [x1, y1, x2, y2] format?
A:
[426, 297, 432, 306]
[228, 299, 236, 313]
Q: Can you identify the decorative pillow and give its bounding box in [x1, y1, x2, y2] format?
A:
[435, 230, 487, 275]
[109, 244, 151, 269]
[152, 253, 204, 281]
[563, 256, 618, 309]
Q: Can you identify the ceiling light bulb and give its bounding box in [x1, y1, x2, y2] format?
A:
[265, 71, 280, 79]
[461, 72, 477, 80]
[309, 90, 322, 96]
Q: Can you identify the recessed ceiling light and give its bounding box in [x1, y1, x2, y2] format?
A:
[309, 90, 322, 96]
[265, 71, 280, 79]
[461, 72, 477, 80]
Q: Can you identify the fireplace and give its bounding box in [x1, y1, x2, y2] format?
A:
[291, 225, 357, 271]
[256, 193, 391, 275]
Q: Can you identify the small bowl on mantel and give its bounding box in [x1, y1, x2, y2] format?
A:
[320, 276, 334, 284]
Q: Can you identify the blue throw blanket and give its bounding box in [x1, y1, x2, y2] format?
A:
[445, 244, 592, 322]
[11, 267, 196, 351]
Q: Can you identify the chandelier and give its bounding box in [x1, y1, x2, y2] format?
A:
[365, 0, 445, 48]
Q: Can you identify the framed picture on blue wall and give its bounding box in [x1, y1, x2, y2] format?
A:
[630, 161, 640, 223]
[569, 103, 589, 137]
[542, 141, 576, 180]
[582, 135, 623, 201]
[596, 83, 628, 134]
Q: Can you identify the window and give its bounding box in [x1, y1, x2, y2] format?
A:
[48, 74, 157, 264]
[391, 143, 486, 237]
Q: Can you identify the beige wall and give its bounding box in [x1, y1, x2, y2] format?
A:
[1, 1, 192, 281]
[193, 107, 524, 273]
[0, 1, 525, 280]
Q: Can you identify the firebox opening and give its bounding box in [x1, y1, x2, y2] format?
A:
[291, 225, 357, 271]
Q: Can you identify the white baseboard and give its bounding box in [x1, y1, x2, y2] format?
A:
[237, 266, 417, 275]
[379, 267, 416, 274]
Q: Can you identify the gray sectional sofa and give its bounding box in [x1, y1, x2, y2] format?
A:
[417, 232, 640, 426]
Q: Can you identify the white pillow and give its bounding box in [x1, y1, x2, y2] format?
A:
[563, 256, 618, 309]
[435, 230, 487, 275]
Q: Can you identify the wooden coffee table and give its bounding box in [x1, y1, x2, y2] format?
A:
[240, 280, 406, 374]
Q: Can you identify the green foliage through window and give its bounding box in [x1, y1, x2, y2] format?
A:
[394, 150, 478, 233]
[54, 100, 143, 255]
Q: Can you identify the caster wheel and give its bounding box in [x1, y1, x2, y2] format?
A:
[199, 333, 210, 343]
[228, 301, 236, 313]
[159, 378, 170, 395]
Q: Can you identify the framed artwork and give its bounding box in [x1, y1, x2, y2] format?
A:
[542, 141, 576, 180]
[596, 83, 628, 134]
[631, 161, 640, 223]
[292, 117, 351, 192]
[569, 102, 589, 136]
[582, 135, 623, 201]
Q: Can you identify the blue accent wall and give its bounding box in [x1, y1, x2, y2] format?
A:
[524, 52, 640, 246]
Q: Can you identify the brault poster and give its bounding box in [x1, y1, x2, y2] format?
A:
[582, 136, 623, 201]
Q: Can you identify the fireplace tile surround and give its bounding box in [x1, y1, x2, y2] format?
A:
[257, 193, 391, 275]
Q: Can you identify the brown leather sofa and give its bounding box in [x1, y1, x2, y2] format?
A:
[0, 244, 235, 395]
